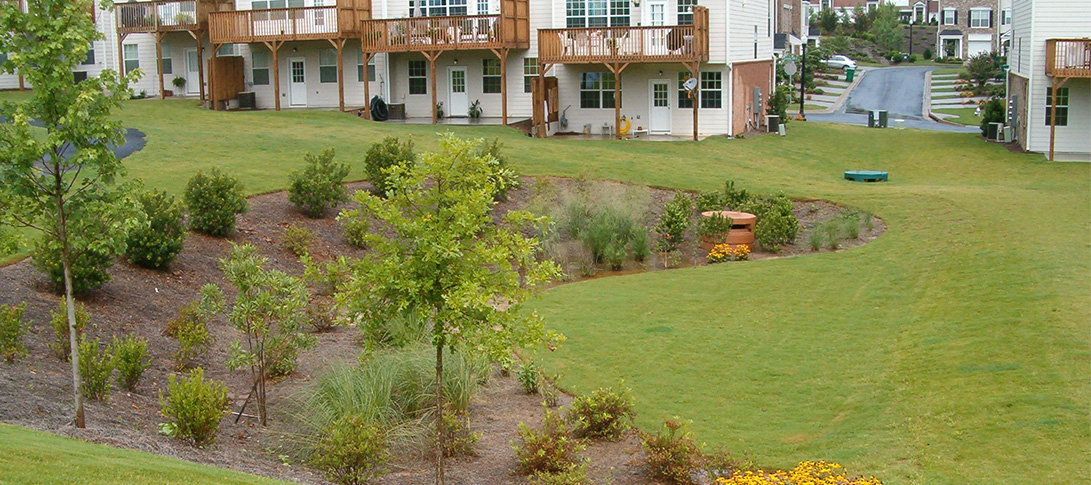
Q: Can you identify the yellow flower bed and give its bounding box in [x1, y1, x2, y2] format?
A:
[707, 243, 750, 264]
[717, 461, 883, 485]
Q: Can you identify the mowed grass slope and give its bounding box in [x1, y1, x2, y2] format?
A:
[0, 424, 286, 484]
[0, 95, 1087, 484]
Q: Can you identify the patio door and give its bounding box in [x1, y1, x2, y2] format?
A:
[289, 57, 307, 107]
[447, 66, 468, 117]
[646, 0, 667, 53]
[184, 48, 200, 95]
[649, 80, 671, 134]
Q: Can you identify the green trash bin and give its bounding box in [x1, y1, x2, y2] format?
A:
[845, 67, 856, 82]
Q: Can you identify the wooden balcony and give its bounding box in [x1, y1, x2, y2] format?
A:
[116, 0, 230, 35]
[1045, 39, 1091, 78]
[538, 6, 708, 65]
[209, 0, 370, 44]
[360, 0, 528, 53]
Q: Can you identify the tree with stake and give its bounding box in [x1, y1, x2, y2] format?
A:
[335, 134, 561, 484]
[0, 0, 140, 428]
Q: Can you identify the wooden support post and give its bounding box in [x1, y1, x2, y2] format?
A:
[606, 62, 628, 139]
[328, 39, 347, 111]
[188, 30, 206, 102]
[18, 75, 23, 90]
[492, 48, 509, 125]
[209, 43, 219, 110]
[688, 62, 700, 141]
[155, 32, 165, 99]
[424, 51, 440, 124]
[264, 41, 284, 111]
[536, 63, 547, 138]
[362, 51, 374, 119]
[117, 33, 128, 78]
[1048, 77, 1067, 162]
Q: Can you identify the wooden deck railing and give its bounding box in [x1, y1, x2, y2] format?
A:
[361, 14, 505, 52]
[539, 6, 708, 64]
[116, 1, 203, 34]
[209, 5, 367, 43]
[1045, 39, 1091, 78]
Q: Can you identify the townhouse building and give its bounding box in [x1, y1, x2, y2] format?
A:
[1006, 0, 1089, 161]
[935, 0, 999, 58]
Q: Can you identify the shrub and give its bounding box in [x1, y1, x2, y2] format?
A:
[721, 180, 755, 210]
[160, 367, 227, 447]
[127, 189, 186, 269]
[184, 168, 247, 237]
[697, 213, 733, 240]
[288, 148, 351, 218]
[966, 51, 1001, 87]
[79, 337, 115, 401]
[281, 224, 314, 257]
[338, 204, 371, 249]
[766, 84, 791, 123]
[49, 301, 89, 361]
[110, 334, 151, 391]
[568, 384, 635, 441]
[476, 138, 520, 201]
[311, 415, 390, 485]
[979, 97, 1005, 137]
[907, 54, 919, 63]
[655, 194, 691, 253]
[363, 136, 415, 195]
[0, 303, 28, 363]
[32, 234, 116, 294]
[514, 407, 586, 476]
[529, 465, 589, 485]
[745, 195, 799, 252]
[517, 361, 541, 394]
[165, 286, 223, 370]
[695, 190, 727, 212]
[641, 418, 704, 484]
[174, 318, 212, 371]
[307, 296, 339, 333]
[923, 47, 932, 59]
[808, 230, 824, 251]
[437, 409, 480, 457]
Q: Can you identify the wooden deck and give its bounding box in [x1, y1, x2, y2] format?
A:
[1046, 39, 1091, 78]
[538, 7, 707, 64]
[361, 0, 528, 53]
[116, 0, 231, 35]
[208, 0, 370, 44]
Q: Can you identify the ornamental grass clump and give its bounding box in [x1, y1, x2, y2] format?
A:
[568, 384, 635, 441]
[0, 303, 28, 363]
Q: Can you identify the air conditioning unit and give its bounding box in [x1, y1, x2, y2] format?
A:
[1000, 126, 1012, 143]
[988, 122, 1004, 141]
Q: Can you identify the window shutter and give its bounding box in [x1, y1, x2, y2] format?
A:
[989, 10, 993, 28]
[954, 10, 958, 25]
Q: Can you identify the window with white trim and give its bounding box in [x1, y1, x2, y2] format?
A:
[523, 57, 537, 93]
[123, 44, 139, 74]
[319, 48, 337, 83]
[942, 8, 956, 25]
[83, 42, 96, 66]
[358, 51, 375, 82]
[579, 72, 617, 109]
[408, 60, 427, 95]
[482, 58, 501, 93]
[677, 0, 696, 25]
[409, 0, 468, 17]
[252, 0, 304, 21]
[699, 71, 721, 109]
[969, 8, 990, 28]
[252, 49, 270, 85]
[160, 44, 171, 74]
[1001, 8, 1011, 26]
[477, 0, 488, 14]
[566, 0, 629, 28]
[678, 71, 693, 108]
[1045, 87, 1068, 127]
[217, 44, 239, 56]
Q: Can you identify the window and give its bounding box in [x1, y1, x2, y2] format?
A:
[252, 49, 270, 85]
[409, 0, 468, 17]
[408, 60, 427, 95]
[678, 71, 694, 108]
[1045, 87, 1069, 126]
[217, 44, 239, 56]
[579, 72, 617, 109]
[83, 42, 96, 66]
[942, 8, 956, 25]
[252, 0, 305, 20]
[0, 52, 7, 67]
[319, 48, 337, 83]
[477, 0, 488, 14]
[160, 44, 171, 74]
[523, 57, 537, 93]
[677, 0, 696, 25]
[699, 71, 721, 109]
[482, 58, 501, 93]
[358, 52, 375, 82]
[1001, 8, 1011, 26]
[123, 44, 139, 75]
[969, 8, 990, 28]
[566, 0, 628, 28]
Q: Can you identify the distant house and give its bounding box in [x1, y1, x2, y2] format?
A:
[935, 0, 1000, 58]
[1006, 0, 1090, 161]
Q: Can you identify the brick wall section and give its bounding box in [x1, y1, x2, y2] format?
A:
[776, 0, 805, 37]
[1008, 72, 1029, 150]
[732, 59, 774, 136]
[939, 0, 998, 57]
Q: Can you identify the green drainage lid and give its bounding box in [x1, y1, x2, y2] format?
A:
[844, 170, 888, 182]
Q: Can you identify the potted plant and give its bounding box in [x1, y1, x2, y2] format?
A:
[468, 99, 482, 120]
[697, 212, 732, 250]
[436, 101, 444, 119]
[172, 76, 186, 92]
[174, 12, 194, 25]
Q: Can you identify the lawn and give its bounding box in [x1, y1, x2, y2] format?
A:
[0, 424, 287, 484]
[931, 67, 967, 76]
[0, 94, 1088, 485]
[932, 107, 983, 126]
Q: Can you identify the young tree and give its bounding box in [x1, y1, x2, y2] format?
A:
[818, 8, 841, 35]
[852, 5, 871, 34]
[335, 134, 560, 484]
[966, 51, 1002, 88]
[0, 0, 140, 428]
[870, 4, 903, 52]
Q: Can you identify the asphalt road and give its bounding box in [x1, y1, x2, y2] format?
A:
[808, 66, 978, 133]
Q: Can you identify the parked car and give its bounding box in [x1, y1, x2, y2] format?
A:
[823, 55, 857, 71]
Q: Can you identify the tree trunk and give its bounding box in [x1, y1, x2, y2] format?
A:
[257, 339, 267, 426]
[57, 193, 85, 428]
[435, 341, 444, 485]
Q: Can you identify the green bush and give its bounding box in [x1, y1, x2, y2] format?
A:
[311, 415, 390, 485]
[923, 47, 932, 59]
[127, 189, 186, 269]
[32, 235, 115, 294]
[160, 367, 227, 447]
[766, 84, 791, 123]
[517, 361, 540, 394]
[184, 168, 248, 237]
[697, 213, 733, 240]
[110, 334, 151, 391]
[49, 301, 89, 361]
[514, 408, 586, 476]
[640, 418, 704, 484]
[437, 409, 480, 457]
[165, 286, 223, 371]
[528, 465, 589, 485]
[0, 303, 28, 363]
[79, 337, 115, 400]
[364, 136, 415, 195]
[288, 148, 351, 218]
[654, 194, 691, 253]
[907, 54, 919, 63]
[338, 204, 371, 249]
[568, 384, 635, 441]
[745, 195, 799, 252]
[979, 97, 1006, 137]
[306, 296, 340, 333]
[281, 224, 314, 257]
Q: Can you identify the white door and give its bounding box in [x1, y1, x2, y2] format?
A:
[447, 66, 468, 117]
[289, 57, 307, 107]
[646, 0, 667, 53]
[649, 80, 671, 134]
[184, 49, 200, 95]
